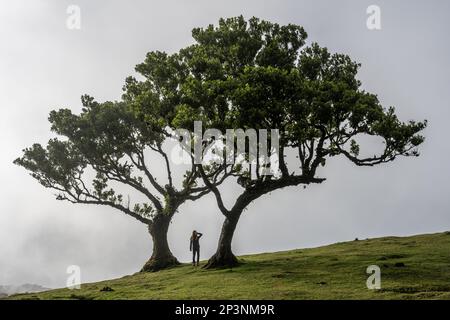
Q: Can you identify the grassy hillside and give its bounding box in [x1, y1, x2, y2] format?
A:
[10, 231, 450, 300]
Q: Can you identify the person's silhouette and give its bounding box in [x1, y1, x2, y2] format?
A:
[190, 230, 203, 266]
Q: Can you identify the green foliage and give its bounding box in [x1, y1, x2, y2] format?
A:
[127, 16, 426, 191]
[350, 139, 360, 157]
[14, 16, 428, 263]
[14, 99, 170, 223]
[14, 139, 86, 191]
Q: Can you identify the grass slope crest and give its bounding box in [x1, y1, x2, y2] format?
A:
[9, 232, 450, 300]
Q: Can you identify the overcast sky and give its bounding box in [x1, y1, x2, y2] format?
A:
[1, 0, 449, 288]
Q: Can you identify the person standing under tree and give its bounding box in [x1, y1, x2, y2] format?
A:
[190, 230, 203, 266]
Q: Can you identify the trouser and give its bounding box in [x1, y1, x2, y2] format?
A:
[192, 247, 200, 264]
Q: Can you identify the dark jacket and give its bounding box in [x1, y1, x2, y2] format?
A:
[190, 233, 203, 251]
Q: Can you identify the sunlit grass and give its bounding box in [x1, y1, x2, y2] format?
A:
[10, 231, 450, 300]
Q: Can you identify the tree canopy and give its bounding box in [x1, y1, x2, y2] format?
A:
[15, 16, 427, 270]
[136, 16, 426, 267]
[14, 95, 215, 271]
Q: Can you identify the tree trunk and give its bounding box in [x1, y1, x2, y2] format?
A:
[204, 210, 242, 269]
[141, 214, 179, 272]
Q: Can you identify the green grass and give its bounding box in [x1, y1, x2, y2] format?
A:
[9, 231, 450, 300]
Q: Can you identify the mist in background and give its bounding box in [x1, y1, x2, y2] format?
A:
[1, 0, 449, 288]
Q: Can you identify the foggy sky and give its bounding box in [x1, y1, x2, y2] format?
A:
[1, 0, 449, 288]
